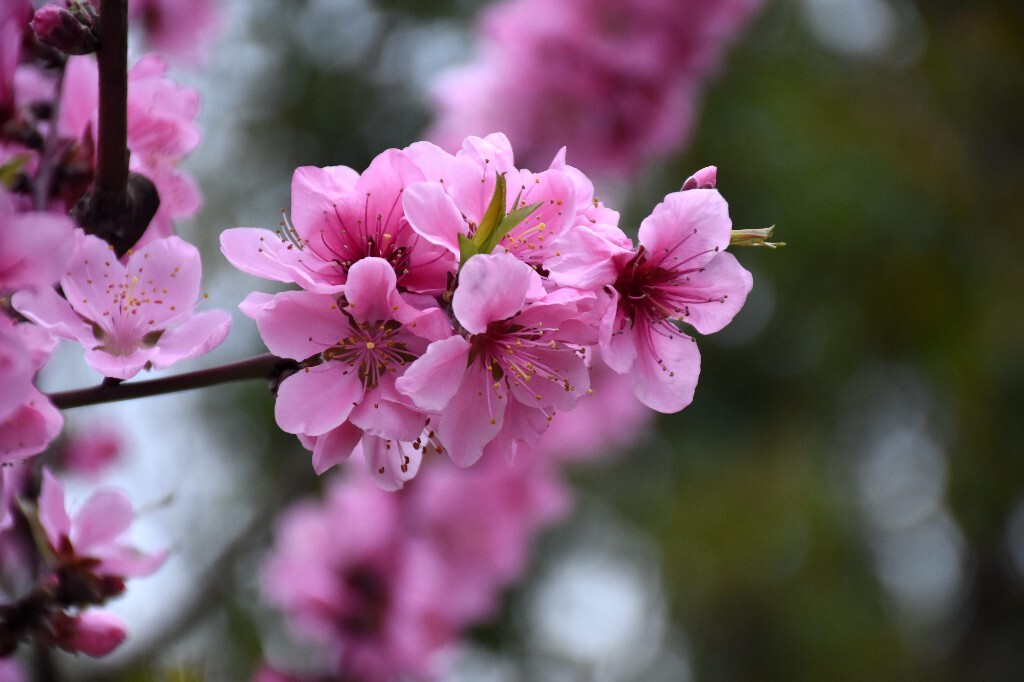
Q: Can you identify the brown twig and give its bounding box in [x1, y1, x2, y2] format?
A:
[48, 354, 299, 410]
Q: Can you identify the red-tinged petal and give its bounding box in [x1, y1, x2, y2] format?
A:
[394, 335, 469, 411]
[71, 490, 132, 549]
[274, 365, 363, 436]
[678, 251, 753, 335]
[637, 189, 731, 269]
[452, 253, 536, 334]
[629, 325, 701, 413]
[311, 422, 362, 475]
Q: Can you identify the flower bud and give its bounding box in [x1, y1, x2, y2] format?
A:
[681, 166, 718, 191]
[67, 611, 127, 657]
[31, 5, 98, 55]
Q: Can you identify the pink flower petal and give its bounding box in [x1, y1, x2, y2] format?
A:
[311, 422, 363, 475]
[220, 227, 341, 292]
[437, 367, 505, 467]
[629, 325, 701, 413]
[452, 253, 535, 334]
[344, 257, 400, 323]
[150, 309, 231, 370]
[70, 490, 133, 549]
[274, 365, 363, 436]
[637, 189, 731, 269]
[0, 392, 63, 463]
[394, 335, 469, 411]
[240, 291, 344, 361]
[679, 251, 753, 335]
[38, 469, 70, 548]
[11, 285, 96, 346]
[402, 181, 466, 255]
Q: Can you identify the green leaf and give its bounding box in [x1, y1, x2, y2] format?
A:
[0, 153, 31, 189]
[458, 233, 479, 266]
[481, 201, 543, 255]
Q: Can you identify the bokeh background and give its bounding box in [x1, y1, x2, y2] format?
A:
[39, 0, 1024, 679]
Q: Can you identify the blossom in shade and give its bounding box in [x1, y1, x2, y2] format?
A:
[406, 452, 571, 624]
[38, 469, 166, 583]
[221, 150, 454, 295]
[58, 54, 201, 245]
[0, 316, 62, 463]
[427, 0, 764, 176]
[13, 232, 231, 380]
[55, 424, 124, 478]
[261, 475, 454, 682]
[0, 190, 76, 293]
[127, 0, 221, 62]
[396, 252, 591, 467]
[240, 257, 446, 480]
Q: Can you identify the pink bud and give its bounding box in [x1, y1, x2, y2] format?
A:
[68, 611, 127, 657]
[31, 5, 98, 55]
[681, 166, 718, 191]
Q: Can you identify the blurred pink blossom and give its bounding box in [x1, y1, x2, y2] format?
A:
[0, 316, 62, 463]
[59, 54, 202, 245]
[262, 475, 455, 682]
[38, 469, 165, 582]
[428, 0, 763, 176]
[56, 424, 124, 478]
[53, 609, 127, 657]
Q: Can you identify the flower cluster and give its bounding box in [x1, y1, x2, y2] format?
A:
[427, 0, 764, 176]
[260, 450, 570, 681]
[224, 133, 752, 486]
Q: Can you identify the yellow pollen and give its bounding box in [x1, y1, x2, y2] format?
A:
[366, 341, 376, 350]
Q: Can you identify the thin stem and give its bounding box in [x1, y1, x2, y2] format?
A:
[93, 0, 129, 215]
[48, 354, 298, 410]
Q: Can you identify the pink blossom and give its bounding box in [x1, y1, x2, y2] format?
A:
[58, 54, 201, 245]
[127, 0, 221, 62]
[402, 133, 589, 273]
[428, 0, 764, 176]
[0, 190, 76, 292]
[262, 475, 454, 681]
[222, 150, 454, 295]
[570, 188, 753, 412]
[13, 232, 231, 380]
[407, 453, 571, 624]
[38, 469, 165, 580]
[0, 316, 62, 463]
[240, 257, 445, 479]
[682, 165, 719, 191]
[0, 657, 26, 682]
[396, 252, 591, 467]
